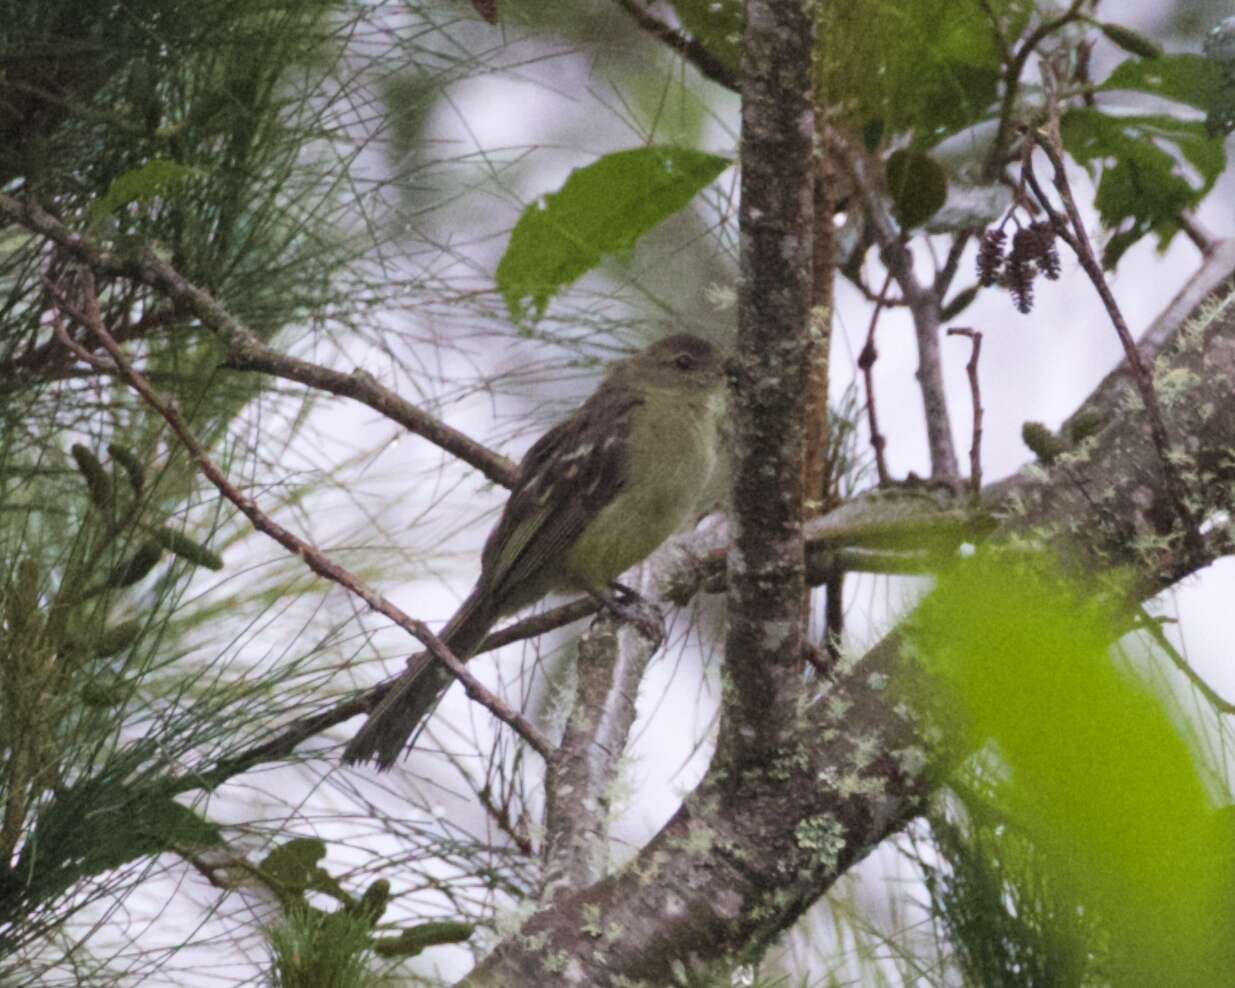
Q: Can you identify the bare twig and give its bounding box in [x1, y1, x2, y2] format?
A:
[1177, 210, 1217, 256]
[0, 193, 516, 488]
[979, 0, 1089, 181]
[47, 271, 554, 762]
[478, 785, 534, 856]
[826, 132, 960, 480]
[946, 327, 984, 498]
[611, 0, 739, 92]
[858, 271, 893, 487]
[1029, 126, 1197, 544]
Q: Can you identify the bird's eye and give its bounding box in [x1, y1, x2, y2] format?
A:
[674, 353, 695, 371]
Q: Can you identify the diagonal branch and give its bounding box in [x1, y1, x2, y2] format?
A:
[0, 193, 516, 488]
[457, 193, 1235, 988]
[46, 271, 553, 762]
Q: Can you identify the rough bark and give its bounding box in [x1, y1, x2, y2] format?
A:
[457, 261, 1235, 987]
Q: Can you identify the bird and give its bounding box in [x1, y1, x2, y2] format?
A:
[342, 333, 727, 769]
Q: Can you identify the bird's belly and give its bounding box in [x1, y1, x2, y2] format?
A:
[565, 416, 717, 590]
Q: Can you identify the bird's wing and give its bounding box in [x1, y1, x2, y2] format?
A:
[480, 385, 642, 606]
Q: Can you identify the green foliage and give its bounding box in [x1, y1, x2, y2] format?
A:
[496, 146, 730, 324]
[12, 777, 221, 915]
[941, 284, 980, 322]
[1100, 53, 1228, 119]
[925, 800, 1104, 987]
[819, 0, 1032, 147]
[1091, 21, 1164, 61]
[885, 150, 948, 229]
[258, 839, 473, 979]
[672, 0, 742, 74]
[1061, 106, 1225, 267]
[911, 554, 1235, 987]
[260, 837, 350, 909]
[268, 907, 376, 988]
[87, 158, 201, 228]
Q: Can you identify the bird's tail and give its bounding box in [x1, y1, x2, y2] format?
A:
[341, 588, 497, 770]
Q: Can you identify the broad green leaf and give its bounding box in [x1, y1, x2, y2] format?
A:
[911, 554, 1235, 987]
[1061, 109, 1225, 267]
[885, 150, 948, 228]
[820, 0, 1031, 147]
[1094, 21, 1163, 60]
[1101, 53, 1227, 114]
[496, 147, 730, 324]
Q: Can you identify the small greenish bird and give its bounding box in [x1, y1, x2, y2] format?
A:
[343, 333, 727, 769]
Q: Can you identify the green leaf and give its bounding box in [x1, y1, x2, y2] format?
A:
[885, 150, 948, 229]
[88, 158, 200, 226]
[496, 147, 730, 324]
[672, 0, 742, 76]
[820, 0, 1029, 147]
[1101, 54, 1227, 113]
[941, 284, 979, 321]
[910, 554, 1235, 986]
[1061, 109, 1225, 267]
[1095, 22, 1163, 60]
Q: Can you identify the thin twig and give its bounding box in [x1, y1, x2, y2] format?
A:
[611, 0, 739, 92]
[826, 132, 960, 479]
[946, 327, 984, 498]
[47, 271, 555, 763]
[1030, 126, 1197, 545]
[1137, 609, 1235, 716]
[0, 192, 516, 489]
[979, 0, 1089, 181]
[858, 271, 893, 486]
[478, 785, 534, 856]
[1177, 210, 1217, 256]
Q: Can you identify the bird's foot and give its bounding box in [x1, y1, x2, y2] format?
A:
[593, 585, 665, 647]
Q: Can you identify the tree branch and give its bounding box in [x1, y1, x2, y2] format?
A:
[541, 582, 660, 900]
[457, 213, 1235, 988]
[46, 271, 553, 762]
[610, 0, 739, 92]
[828, 134, 960, 479]
[0, 193, 516, 489]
